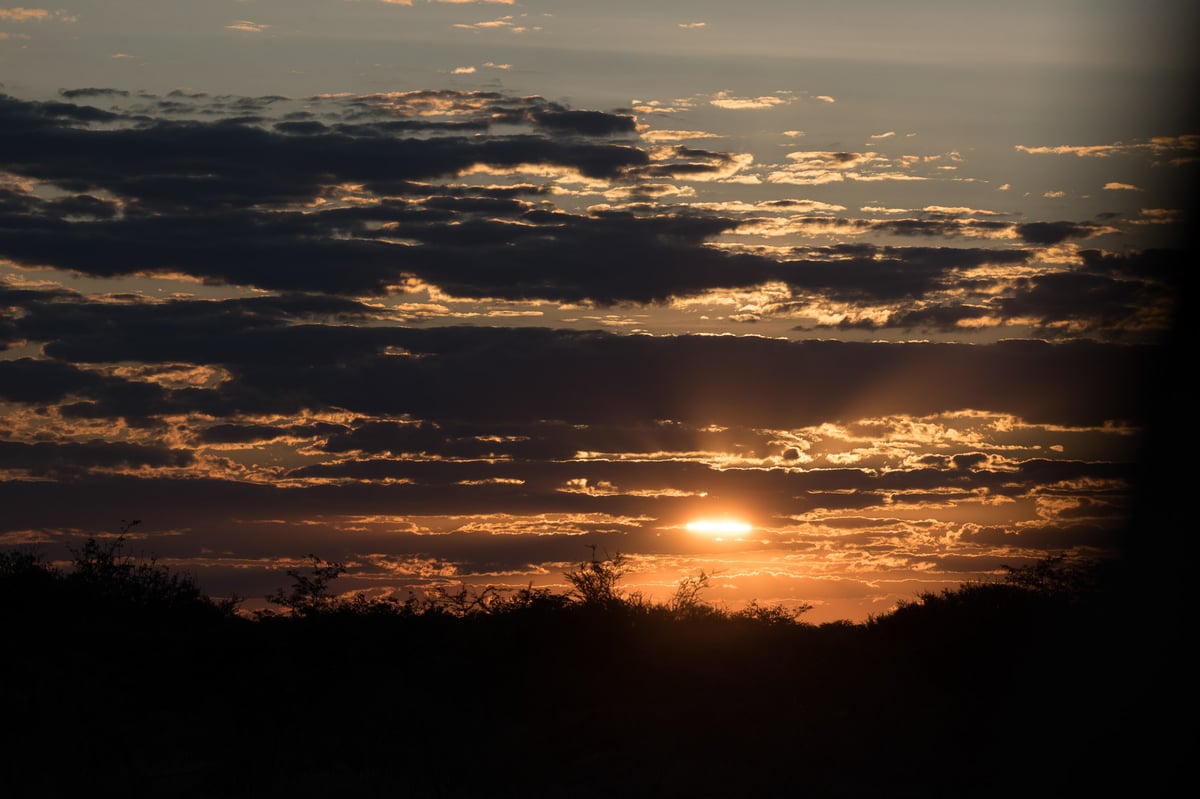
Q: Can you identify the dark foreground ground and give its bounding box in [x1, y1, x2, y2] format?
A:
[0, 551, 1186, 798]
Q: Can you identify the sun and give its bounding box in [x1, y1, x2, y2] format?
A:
[686, 518, 753, 537]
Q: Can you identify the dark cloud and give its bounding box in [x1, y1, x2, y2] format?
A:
[776, 247, 1029, 302]
[59, 88, 131, 99]
[962, 521, 1122, 551]
[1078, 248, 1185, 289]
[996, 271, 1160, 333]
[530, 108, 638, 137]
[0, 92, 649, 211]
[0, 93, 121, 126]
[949, 453, 989, 471]
[4, 202, 1041, 304]
[198, 422, 350, 446]
[7, 296, 1156, 427]
[843, 304, 991, 332]
[834, 277, 1177, 341]
[634, 145, 749, 179]
[0, 439, 193, 477]
[876, 218, 1014, 238]
[0, 358, 149, 405]
[316, 419, 773, 461]
[1015, 221, 1105, 245]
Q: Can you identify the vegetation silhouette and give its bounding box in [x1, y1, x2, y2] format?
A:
[0, 532, 1166, 798]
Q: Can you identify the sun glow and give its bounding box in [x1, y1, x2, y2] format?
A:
[686, 519, 753, 537]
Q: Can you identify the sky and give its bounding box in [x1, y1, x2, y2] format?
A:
[1, 1, 1195, 622]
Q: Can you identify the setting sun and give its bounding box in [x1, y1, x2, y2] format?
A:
[686, 519, 753, 536]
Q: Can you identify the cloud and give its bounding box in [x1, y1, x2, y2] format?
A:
[453, 16, 541, 33]
[679, 22, 706, 29]
[451, 66, 476, 74]
[531, 108, 637, 137]
[709, 91, 794, 110]
[226, 20, 270, 33]
[0, 329, 1150, 607]
[631, 98, 696, 115]
[5, 290, 1157, 428]
[0, 6, 74, 27]
[1015, 221, 1109, 244]
[0, 139, 1168, 617]
[1016, 135, 1200, 166]
[0, 24, 1181, 619]
[1103, 182, 1141, 191]
[1018, 143, 1120, 157]
[0, 8, 49, 22]
[921, 205, 1000, 216]
[0, 439, 194, 477]
[1131, 208, 1181, 225]
[0, 88, 1179, 338]
[767, 150, 929, 185]
[640, 129, 721, 143]
[59, 88, 131, 99]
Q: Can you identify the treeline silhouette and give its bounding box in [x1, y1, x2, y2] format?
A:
[0, 533, 1172, 797]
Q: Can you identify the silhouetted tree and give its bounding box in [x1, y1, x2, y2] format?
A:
[563, 546, 634, 609]
[260, 554, 347, 618]
[667, 569, 712, 619]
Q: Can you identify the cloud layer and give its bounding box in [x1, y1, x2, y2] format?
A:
[0, 86, 1189, 621]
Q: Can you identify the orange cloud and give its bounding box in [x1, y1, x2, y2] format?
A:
[453, 17, 541, 33]
[710, 90, 795, 110]
[226, 20, 270, 33]
[0, 8, 50, 22]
